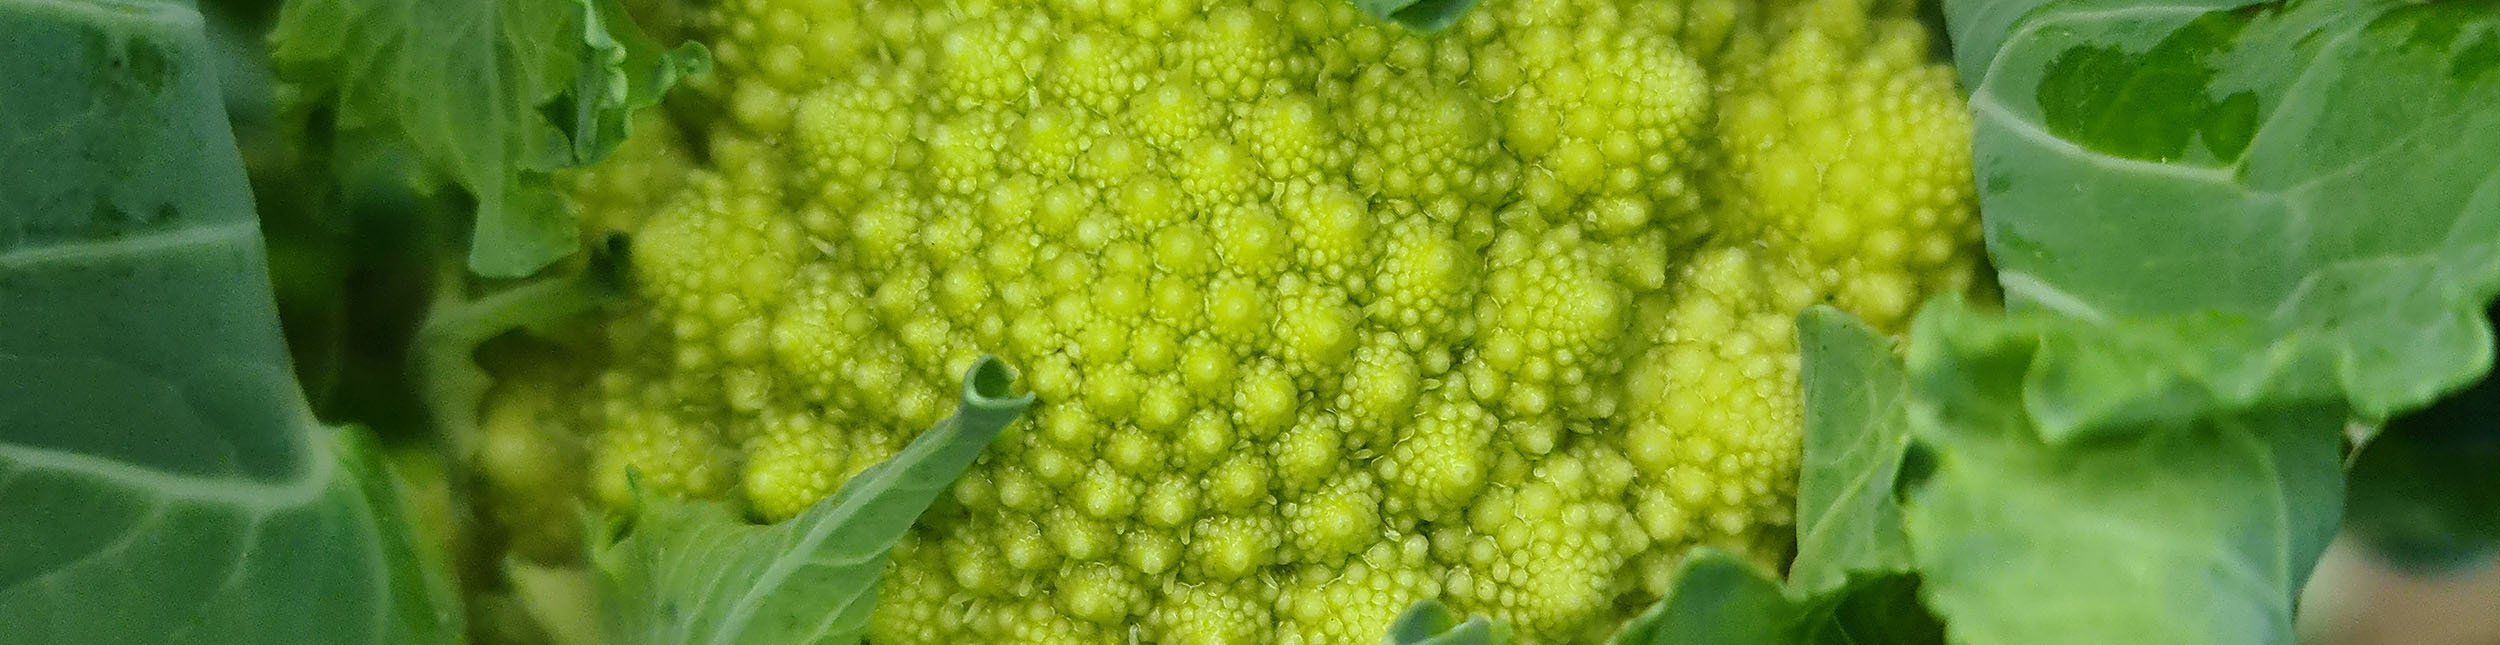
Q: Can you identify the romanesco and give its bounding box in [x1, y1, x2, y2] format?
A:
[526, 0, 1983, 641]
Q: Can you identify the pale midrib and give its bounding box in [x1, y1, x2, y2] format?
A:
[0, 419, 332, 514]
[4, 0, 204, 33]
[0, 221, 258, 271]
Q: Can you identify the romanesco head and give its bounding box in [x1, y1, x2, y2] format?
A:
[551, 0, 1982, 640]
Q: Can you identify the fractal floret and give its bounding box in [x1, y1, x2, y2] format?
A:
[504, 0, 1984, 641]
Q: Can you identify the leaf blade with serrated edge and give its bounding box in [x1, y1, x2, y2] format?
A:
[268, 0, 704, 277]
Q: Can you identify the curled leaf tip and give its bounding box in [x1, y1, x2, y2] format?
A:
[962, 355, 1035, 408]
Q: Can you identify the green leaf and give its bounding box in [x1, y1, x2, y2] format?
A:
[1921, 3, 2500, 640]
[1896, 298, 2347, 645]
[0, 0, 457, 640]
[1384, 598, 1510, 645]
[1352, 0, 1482, 32]
[2343, 304, 2500, 573]
[269, 0, 703, 277]
[1611, 550, 1942, 645]
[337, 427, 473, 642]
[2346, 412, 2500, 573]
[1803, 573, 1945, 645]
[1611, 550, 1803, 645]
[1610, 550, 1940, 645]
[595, 357, 1035, 645]
[1789, 306, 1916, 594]
[566, 0, 708, 164]
[267, 0, 573, 277]
[1611, 308, 1945, 645]
[1948, 0, 2500, 418]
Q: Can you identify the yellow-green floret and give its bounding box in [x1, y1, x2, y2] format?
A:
[543, 0, 1982, 641]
